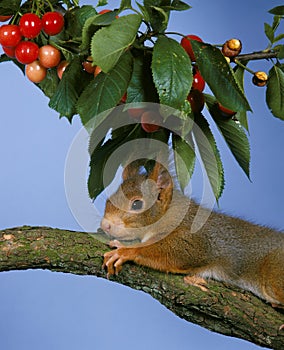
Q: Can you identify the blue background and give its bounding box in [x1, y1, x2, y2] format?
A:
[0, 0, 284, 349]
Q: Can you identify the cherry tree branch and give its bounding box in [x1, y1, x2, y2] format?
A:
[235, 51, 278, 62]
[1, 226, 284, 349]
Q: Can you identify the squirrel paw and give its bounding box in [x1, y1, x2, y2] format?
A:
[184, 275, 208, 292]
[103, 247, 134, 278]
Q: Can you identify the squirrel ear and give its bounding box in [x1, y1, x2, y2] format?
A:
[149, 162, 173, 191]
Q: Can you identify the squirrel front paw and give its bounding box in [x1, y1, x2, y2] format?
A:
[103, 245, 135, 278]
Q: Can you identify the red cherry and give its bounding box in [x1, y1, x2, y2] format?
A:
[42, 12, 64, 36]
[19, 13, 42, 39]
[217, 103, 236, 117]
[2, 45, 15, 57]
[141, 111, 162, 132]
[25, 60, 47, 83]
[15, 41, 39, 64]
[82, 56, 96, 74]
[0, 15, 13, 22]
[0, 24, 21, 47]
[192, 66, 205, 92]
[187, 89, 205, 113]
[180, 34, 203, 62]
[57, 60, 69, 79]
[38, 44, 61, 68]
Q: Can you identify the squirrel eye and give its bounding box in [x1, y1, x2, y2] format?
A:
[131, 199, 144, 211]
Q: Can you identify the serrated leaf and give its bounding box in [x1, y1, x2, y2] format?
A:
[127, 53, 159, 103]
[88, 124, 166, 199]
[264, 23, 274, 43]
[233, 63, 249, 130]
[269, 6, 284, 16]
[162, 0, 191, 11]
[172, 133, 195, 191]
[193, 114, 225, 200]
[88, 126, 134, 200]
[91, 14, 142, 72]
[152, 36, 192, 109]
[80, 11, 119, 51]
[266, 65, 284, 120]
[49, 57, 92, 121]
[191, 40, 251, 113]
[0, 0, 21, 15]
[205, 94, 250, 178]
[77, 52, 133, 127]
[64, 6, 98, 39]
[38, 69, 60, 98]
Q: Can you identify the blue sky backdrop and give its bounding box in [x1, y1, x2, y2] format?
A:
[0, 0, 284, 349]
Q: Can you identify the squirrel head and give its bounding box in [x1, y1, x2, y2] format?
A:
[101, 160, 174, 242]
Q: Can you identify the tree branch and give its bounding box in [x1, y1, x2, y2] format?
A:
[1, 226, 283, 349]
[235, 51, 277, 61]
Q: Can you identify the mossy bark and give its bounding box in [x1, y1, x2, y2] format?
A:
[1, 226, 283, 349]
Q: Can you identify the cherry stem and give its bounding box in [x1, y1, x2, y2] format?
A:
[234, 59, 255, 75]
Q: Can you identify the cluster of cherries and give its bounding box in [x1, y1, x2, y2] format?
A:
[0, 9, 267, 132]
[0, 11, 65, 82]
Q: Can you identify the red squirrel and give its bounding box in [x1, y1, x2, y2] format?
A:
[101, 160, 284, 306]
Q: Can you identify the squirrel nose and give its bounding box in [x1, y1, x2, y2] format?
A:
[101, 218, 111, 233]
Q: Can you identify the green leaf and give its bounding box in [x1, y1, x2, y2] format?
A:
[97, 0, 108, 6]
[152, 36, 192, 109]
[162, 0, 191, 11]
[191, 40, 251, 113]
[77, 52, 133, 127]
[193, 114, 225, 200]
[172, 133, 195, 191]
[64, 6, 98, 40]
[119, 0, 132, 10]
[272, 15, 281, 31]
[151, 5, 169, 30]
[274, 33, 284, 44]
[0, 0, 21, 15]
[136, 2, 151, 21]
[233, 63, 249, 130]
[88, 124, 165, 199]
[264, 23, 274, 43]
[143, 0, 171, 32]
[276, 45, 284, 59]
[80, 11, 119, 51]
[91, 14, 142, 72]
[38, 69, 60, 99]
[266, 65, 284, 120]
[49, 57, 93, 121]
[127, 52, 159, 103]
[205, 94, 250, 178]
[269, 6, 284, 16]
